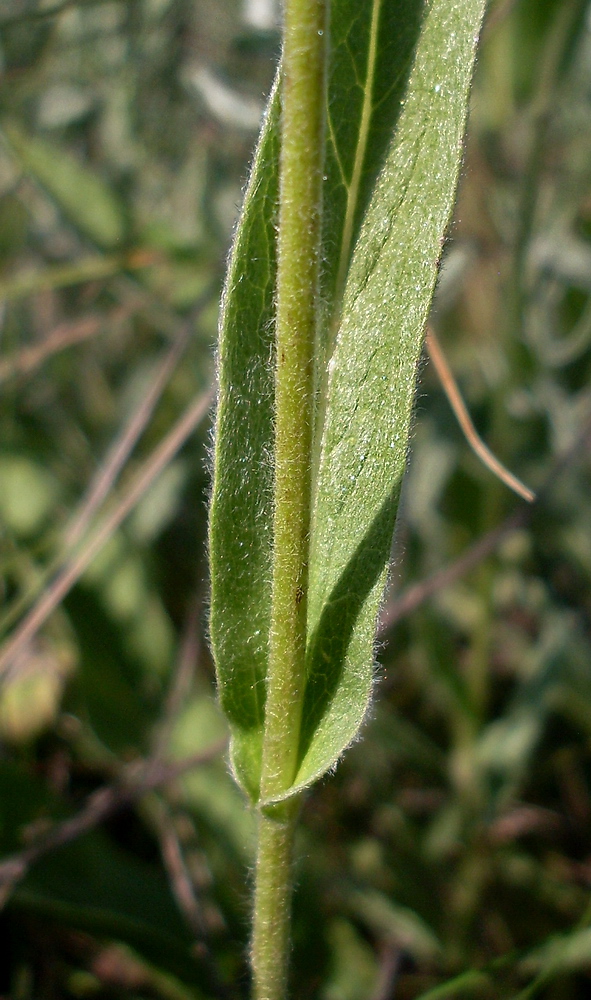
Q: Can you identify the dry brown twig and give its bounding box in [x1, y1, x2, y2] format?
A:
[0, 737, 227, 908]
[0, 288, 214, 639]
[0, 313, 105, 384]
[369, 944, 403, 1000]
[64, 310, 194, 550]
[148, 794, 207, 939]
[152, 597, 203, 760]
[0, 385, 214, 682]
[425, 325, 535, 503]
[379, 507, 528, 636]
[380, 403, 591, 640]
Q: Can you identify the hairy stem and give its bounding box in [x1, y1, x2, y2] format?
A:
[252, 1, 327, 997]
[252, 802, 301, 1000]
[260, 0, 327, 805]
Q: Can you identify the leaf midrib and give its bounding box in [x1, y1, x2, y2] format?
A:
[312, 0, 383, 502]
[333, 0, 383, 309]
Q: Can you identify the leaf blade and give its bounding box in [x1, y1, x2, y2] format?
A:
[208, 82, 280, 800]
[4, 122, 125, 249]
[210, 4, 428, 803]
[294, 0, 488, 792]
[210, 0, 487, 803]
[322, 0, 425, 310]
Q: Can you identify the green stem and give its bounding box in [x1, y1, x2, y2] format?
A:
[251, 1, 327, 997]
[260, 0, 327, 804]
[252, 802, 301, 1000]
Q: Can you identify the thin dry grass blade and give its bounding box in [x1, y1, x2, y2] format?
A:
[0, 387, 214, 681]
[426, 325, 535, 503]
[64, 325, 192, 549]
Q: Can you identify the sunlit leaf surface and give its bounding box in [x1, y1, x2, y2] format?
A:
[210, 0, 486, 800]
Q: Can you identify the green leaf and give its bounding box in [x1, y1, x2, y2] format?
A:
[0, 454, 59, 537]
[322, 919, 378, 1000]
[3, 121, 125, 248]
[348, 889, 442, 964]
[293, 0, 487, 795]
[11, 832, 215, 994]
[521, 925, 591, 980]
[65, 587, 157, 755]
[210, 0, 487, 801]
[209, 81, 280, 801]
[0, 762, 55, 854]
[320, 0, 425, 315]
[474, 610, 570, 812]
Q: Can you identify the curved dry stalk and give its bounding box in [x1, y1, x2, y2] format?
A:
[0, 738, 226, 908]
[0, 314, 106, 384]
[426, 325, 535, 503]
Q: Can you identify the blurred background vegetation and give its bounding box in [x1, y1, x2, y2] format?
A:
[1, 0, 591, 996]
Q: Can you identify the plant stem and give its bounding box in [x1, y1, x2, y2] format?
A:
[260, 0, 327, 805]
[251, 1, 327, 997]
[252, 802, 300, 1000]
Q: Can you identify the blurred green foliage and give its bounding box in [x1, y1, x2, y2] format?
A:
[0, 0, 591, 997]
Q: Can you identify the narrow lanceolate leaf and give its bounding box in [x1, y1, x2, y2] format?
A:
[209, 83, 280, 801]
[294, 0, 487, 794]
[210, 0, 486, 803]
[3, 122, 125, 249]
